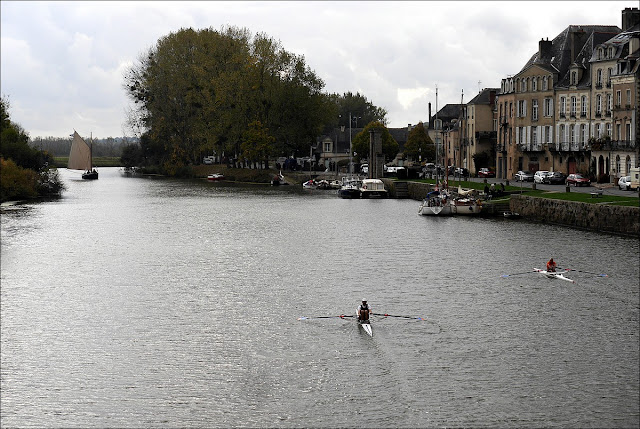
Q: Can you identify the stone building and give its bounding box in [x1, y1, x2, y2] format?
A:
[495, 7, 639, 182]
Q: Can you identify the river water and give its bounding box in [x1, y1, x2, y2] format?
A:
[1, 167, 638, 428]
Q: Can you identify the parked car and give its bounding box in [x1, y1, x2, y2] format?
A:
[515, 170, 534, 182]
[533, 170, 551, 184]
[566, 173, 591, 187]
[455, 167, 470, 178]
[478, 168, 496, 178]
[618, 175, 632, 190]
[544, 172, 567, 184]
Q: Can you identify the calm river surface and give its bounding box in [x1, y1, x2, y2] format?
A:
[1, 167, 639, 428]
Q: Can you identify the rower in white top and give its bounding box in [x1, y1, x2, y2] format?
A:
[357, 299, 373, 336]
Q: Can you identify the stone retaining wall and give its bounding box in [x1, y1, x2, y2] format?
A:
[510, 194, 640, 236]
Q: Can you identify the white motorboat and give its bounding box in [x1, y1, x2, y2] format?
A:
[359, 178, 388, 198]
[337, 176, 362, 199]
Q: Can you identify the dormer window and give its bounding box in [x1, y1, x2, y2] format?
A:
[571, 71, 577, 85]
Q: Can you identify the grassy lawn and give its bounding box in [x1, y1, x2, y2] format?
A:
[407, 177, 639, 207]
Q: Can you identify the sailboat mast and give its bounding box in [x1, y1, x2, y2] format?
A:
[90, 132, 93, 170]
[435, 85, 438, 186]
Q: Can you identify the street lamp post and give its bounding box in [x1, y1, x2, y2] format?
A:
[349, 112, 352, 174]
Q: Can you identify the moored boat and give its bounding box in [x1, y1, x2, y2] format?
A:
[450, 197, 481, 215]
[207, 173, 225, 181]
[359, 178, 388, 198]
[337, 176, 362, 199]
[418, 190, 451, 215]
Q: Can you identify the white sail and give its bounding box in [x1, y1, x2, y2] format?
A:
[68, 131, 92, 171]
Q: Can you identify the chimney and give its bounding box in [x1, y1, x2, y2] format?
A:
[570, 29, 586, 63]
[538, 38, 552, 63]
[622, 7, 640, 31]
[428, 102, 432, 129]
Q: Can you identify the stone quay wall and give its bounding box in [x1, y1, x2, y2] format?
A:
[509, 195, 640, 237]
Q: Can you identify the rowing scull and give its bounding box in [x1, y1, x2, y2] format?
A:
[359, 320, 373, 336]
[534, 268, 576, 284]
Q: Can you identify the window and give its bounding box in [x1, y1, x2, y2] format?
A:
[570, 96, 577, 116]
[581, 96, 587, 116]
[606, 94, 612, 113]
[545, 126, 552, 143]
[532, 77, 537, 91]
[560, 97, 566, 116]
[521, 79, 526, 92]
[596, 69, 602, 86]
[606, 123, 612, 138]
[626, 123, 631, 140]
[627, 89, 632, 105]
[596, 123, 602, 138]
[543, 98, 552, 117]
[532, 127, 537, 144]
[570, 125, 575, 144]
[542, 76, 547, 91]
[571, 71, 577, 85]
[532, 99, 538, 120]
[616, 124, 621, 140]
[617, 90, 622, 106]
[581, 124, 588, 144]
[596, 95, 602, 115]
[560, 124, 565, 143]
[518, 100, 526, 117]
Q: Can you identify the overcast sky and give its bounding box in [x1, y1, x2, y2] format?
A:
[1, 1, 634, 138]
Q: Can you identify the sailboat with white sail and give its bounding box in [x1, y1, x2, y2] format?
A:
[68, 131, 98, 180]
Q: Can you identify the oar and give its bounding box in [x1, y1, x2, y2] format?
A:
[558, 267, 608, 277]
[500, 271, 534, 278]
[374, 313, 425, 321]
[297, 315, 355, 320]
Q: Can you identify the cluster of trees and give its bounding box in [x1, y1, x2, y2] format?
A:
[29, 136, 136, 157]
[123, 26, 388, 175]
[1, 98, 64, 202]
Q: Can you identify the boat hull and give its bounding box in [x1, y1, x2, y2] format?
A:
[360, 190, 388, 198]
[338, 188, 361, 199]
[82, 171, 98, 180]
[534, 268, 575, 283]
[450, 199, 481, 215]
[359, 320, 373, 336]
[418, 199, 451, 215]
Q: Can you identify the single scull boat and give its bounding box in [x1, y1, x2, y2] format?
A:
[359, 320, 373, 336]
[534, 268, 576, 284]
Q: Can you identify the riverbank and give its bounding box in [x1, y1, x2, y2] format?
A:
[379, 179, 639, 237]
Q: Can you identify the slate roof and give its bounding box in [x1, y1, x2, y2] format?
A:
[468, 88, 499, 105]
[429, 104, 464, 130]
